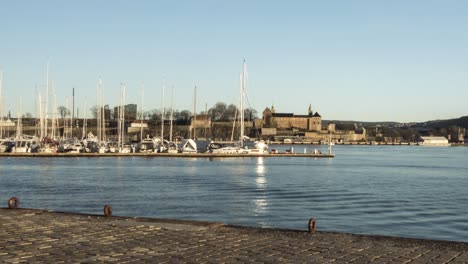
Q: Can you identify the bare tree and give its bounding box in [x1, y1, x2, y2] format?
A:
[58, 106, 70, 119]
[244, 107, 258, 120]
[89, 106, 98, 119]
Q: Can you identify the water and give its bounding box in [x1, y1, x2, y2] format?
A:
[1, 145, 468, 242]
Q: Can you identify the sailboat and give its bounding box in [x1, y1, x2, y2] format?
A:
[119, 83, 134, 153]
[157, 84, 179, 153]
[13, 97, 40, 153]
[165, 86, 178, 153]
[238, 61, 269, 154]
[208, 61, 269, 154]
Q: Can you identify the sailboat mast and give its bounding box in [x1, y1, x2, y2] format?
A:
[117, 85, 121, 150]
[45, 62, 49, 138]
[51, 81, 56, 139]
[161, 82, 165, 143]
[38, 92, 43, 139]
[17, 97, 22, 138]
[35, 85, 39, 137]
[169, 86, 174, 142]
[231, 107, 237, 142]
[82, 98, 85, 139]
[0, 69, 3, 139]
[118, 83, 125, 150]
[240, 60, 246, 147]
[101, 80, 105, 142]
[193, 84, 197, 139]
[65, 97, 69, 139]
[71, 88, 74, 139]
[54, 93, 58, 139]
[140, 84, 144, 141]
[96, 80, 100, 142]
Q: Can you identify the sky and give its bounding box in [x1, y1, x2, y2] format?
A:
[0, 0, 467, 122]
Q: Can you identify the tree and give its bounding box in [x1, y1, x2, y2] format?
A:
[89, 106, 97, 119]
[208, 102, 227, 121]
[179, 110, 191, 121]
[224, 104, 238, 121]
[244, 107, 258, 120]
[147, 109, 161, 122]
[58, 106, 71, 119]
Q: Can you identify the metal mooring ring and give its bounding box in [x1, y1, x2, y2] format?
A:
[8, 197, 19, 209]
[103, 205, 113, 217]
[308, 218, 316, 233]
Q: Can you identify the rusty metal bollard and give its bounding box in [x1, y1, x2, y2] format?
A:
[103, 205, 113, 217]
[308, 218, 316, 233]
[8, 197, 19, 209]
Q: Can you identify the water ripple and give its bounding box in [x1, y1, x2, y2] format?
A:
[1, 145, 468, 242]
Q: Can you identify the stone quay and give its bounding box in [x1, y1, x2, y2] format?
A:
[1, 208, 468, 263]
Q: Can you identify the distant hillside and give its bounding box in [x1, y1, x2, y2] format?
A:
[323, 120, 399, 127]
[409, 116, 468, 129]
[324, 116, 468, 130]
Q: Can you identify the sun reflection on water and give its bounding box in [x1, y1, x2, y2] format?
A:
[254, 157, 268, 216]
[256, 157, 265, 177]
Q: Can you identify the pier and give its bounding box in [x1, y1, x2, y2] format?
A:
[1, 208, 468, 263]
[0, 152, 335, 158]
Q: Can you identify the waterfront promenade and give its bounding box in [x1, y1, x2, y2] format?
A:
[1, 208, 468, 263]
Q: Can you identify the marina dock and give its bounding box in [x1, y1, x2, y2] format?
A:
[1, 208, 468, 263]
[0, 152, 335, 158]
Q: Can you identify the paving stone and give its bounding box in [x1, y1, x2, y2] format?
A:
[1, 208, 468, 263]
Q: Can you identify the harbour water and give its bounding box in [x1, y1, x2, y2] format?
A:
[1, 145, 468, 242]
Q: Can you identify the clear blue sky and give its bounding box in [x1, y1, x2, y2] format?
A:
[1, 0, 467, 122]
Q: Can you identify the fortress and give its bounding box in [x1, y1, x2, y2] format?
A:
[260, 105, 366, 143]
[262, 105, 322, 131]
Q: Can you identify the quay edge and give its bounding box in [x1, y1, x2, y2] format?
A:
[1, 208, 468, 263]
[0, 152, 335, 158]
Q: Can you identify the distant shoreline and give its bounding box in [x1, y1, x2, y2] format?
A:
[269, 142, 467, 147]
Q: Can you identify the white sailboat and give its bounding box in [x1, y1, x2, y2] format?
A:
[13, 97, 40, 153]
[238, 61, 267, 154]
[166, 86, 178, 153]
[95, 78, 109, 153]
[180, 138, 198, 153]
[117, 83, 131, 153]
[207, 61, 268, 154]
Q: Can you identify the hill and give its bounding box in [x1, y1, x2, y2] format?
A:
[324, 116, 468, 130]
[408, 116, 468, 129]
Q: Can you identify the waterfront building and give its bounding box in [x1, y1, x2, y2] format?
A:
[260, 105, 366, 143]
[419, 136, 450, 146]
[130, 120, 148, 128]
[0, 118, 15, 128]
[189, 114, 211, 139]
[262, 105, 321, 131]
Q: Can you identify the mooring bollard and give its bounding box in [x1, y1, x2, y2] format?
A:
[308, 218, 316, 234]
[103, 205, 113, 217]
[8, 197, 19, 209]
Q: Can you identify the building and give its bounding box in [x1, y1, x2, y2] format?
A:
[189, 114, 212, 139]
[130, 120, 148, 128]
[0, 119, 15, 127]
[262, 105, 321, 131]
[419, 136, 450, 146]
[260, 105, 366, 143]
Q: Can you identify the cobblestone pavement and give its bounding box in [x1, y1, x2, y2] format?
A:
[1, 209, 468, 263]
